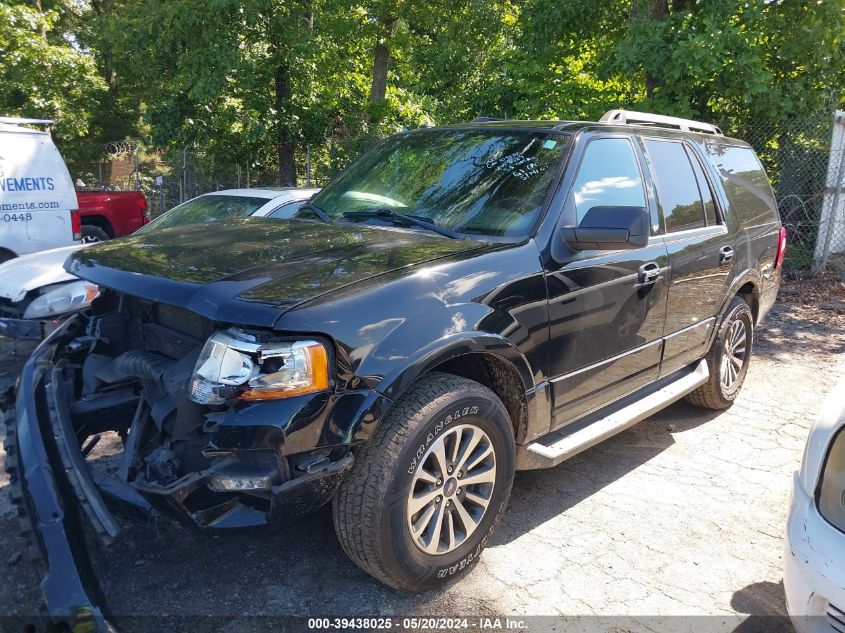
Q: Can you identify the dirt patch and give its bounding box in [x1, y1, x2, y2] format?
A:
[778, 272, 845, 329]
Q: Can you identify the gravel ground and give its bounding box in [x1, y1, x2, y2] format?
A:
[1, 294, 843, 633]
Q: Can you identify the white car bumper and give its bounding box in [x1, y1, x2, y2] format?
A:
[784, 470, 845, 633]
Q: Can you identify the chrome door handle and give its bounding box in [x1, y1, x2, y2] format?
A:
[638, 261, 661, 284]
[719, 246, 734, 265]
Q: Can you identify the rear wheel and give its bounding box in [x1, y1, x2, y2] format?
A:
[333, 372, 515, 591]
[685, 296, 753, 410]
[0, 249, 14, 264]
[81, 225, 110, 244]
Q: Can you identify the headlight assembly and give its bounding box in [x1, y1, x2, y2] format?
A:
[819, 427, 845, 533]
[23, 280, 100, 319]
[188, 328, 330, 405]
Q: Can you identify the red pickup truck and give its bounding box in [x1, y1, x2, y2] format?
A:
[76, 190, 149, 242]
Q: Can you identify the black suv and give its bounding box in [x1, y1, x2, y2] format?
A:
[5, 110, 785, 627]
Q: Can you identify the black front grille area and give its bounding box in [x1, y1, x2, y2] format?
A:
[141, 322, 202, 359]
[119, 294, 215, 359]
[829, 603, 845, 633]
[154, 303, 214, 341]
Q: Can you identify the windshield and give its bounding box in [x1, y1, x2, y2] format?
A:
[312, 129, 569, 238]
[138, 194, 272, 233]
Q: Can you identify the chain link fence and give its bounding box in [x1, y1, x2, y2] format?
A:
[724, 111, 845, 279]
[69, 113, 845, 279]
[69, 145, 330, 219]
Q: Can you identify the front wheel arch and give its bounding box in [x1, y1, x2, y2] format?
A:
[377, 333, 534, 402]
[425, 352, 528, 443]
[371, 334, 535, 444]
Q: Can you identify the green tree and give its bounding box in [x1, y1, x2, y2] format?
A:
[618, 0, 845, 124]
[0, 0, 107, 155]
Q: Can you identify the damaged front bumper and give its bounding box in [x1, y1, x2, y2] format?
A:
[3, 318, 117, 631]
[3, 317, 387, 630]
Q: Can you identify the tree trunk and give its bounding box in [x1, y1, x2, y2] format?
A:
[370, 42, 389, 102]
[275, 63, 296, 186]
[369, 16, 395, 103]
[645, 0, 668, 100]
[33, 0, 46, 37]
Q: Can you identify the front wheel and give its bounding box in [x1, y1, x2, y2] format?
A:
[333, 372, 515, 591]
[686, 296, 754, 410]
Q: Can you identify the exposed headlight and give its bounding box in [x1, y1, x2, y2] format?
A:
[188, 328, 329, 405]
[23, 280, 100, 319]
[819, 427, 845, 533]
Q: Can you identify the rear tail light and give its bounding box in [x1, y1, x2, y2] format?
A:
[774, 225, 787, 268]
[70, 208, 81, 241]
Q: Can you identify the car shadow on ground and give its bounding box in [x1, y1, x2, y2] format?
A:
[497, 399, 722, 545]
[730, 581, 794, 632]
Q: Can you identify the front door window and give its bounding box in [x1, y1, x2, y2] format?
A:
[571, 138, 646, 224]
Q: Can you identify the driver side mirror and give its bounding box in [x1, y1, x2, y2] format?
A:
[561, 205, 650, 251]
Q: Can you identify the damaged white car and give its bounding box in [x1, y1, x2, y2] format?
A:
[0, 187, 318, 339]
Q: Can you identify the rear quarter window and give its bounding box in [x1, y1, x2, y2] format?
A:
[704, 143, 777, 227]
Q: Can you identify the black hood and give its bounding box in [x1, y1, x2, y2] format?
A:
[67, 218, 487, 327]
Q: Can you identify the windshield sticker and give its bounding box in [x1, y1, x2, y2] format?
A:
[485, 153, 541, 181]
[542, 139, 557, 149]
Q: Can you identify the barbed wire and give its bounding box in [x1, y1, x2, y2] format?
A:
[101, 140, 138, 160]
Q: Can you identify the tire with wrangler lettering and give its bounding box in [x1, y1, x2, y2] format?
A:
[332, 372, 515, 591]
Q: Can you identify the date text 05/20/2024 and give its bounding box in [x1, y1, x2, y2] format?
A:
[307, 618, 527, 630]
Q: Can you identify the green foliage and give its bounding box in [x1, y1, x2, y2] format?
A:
[0, 0, 107, 156]
[0, 0, 842, 182]
[617, 0, 845, 124]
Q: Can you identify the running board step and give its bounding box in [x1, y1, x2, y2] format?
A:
[516, 360, 709, 470]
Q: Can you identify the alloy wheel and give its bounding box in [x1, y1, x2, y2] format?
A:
[406, 423, 497, 555]
[720, 317, 748, 388]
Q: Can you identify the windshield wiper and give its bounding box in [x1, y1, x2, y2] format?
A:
[298, 202, 334, 224]
[342, 208, 462, 239]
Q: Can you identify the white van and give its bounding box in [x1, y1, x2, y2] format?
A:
[0, 117, 80, 263]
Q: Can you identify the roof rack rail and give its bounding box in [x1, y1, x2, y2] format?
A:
[473, 117, 506, 122]
[0, 116, 55, 127]
[599, 109, 722, 135]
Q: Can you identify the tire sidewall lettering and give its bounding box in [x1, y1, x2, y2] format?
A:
[406, 403, 480, 475]
[374, 382, 515, 590]
[434, 501, 506, 579]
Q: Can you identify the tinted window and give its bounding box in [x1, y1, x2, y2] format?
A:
[267, 200, 307, 218]
[705, 144, 775, 227]
[313, 129, 569, 238]
[139, 195, 271, 233]
[686, 146, 718, 225]
[571, 138, 646, 223]
[644, 140, 705, 232]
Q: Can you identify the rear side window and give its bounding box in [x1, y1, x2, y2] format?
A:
[643, 139, 706, 233]
[267, 200, 307, 218]
[704, 143, 776, 227]
[687, 148, 719, 225]
[570, 138, 646, 224]
[139, 194, 271, 233]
